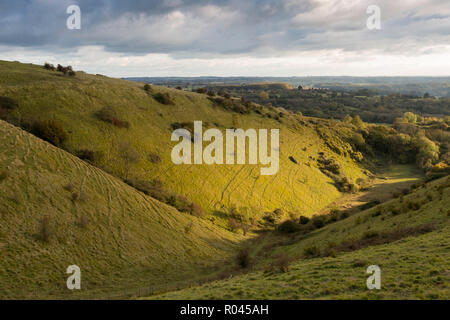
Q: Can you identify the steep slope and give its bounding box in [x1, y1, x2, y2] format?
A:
[0, 120, 242, 299]
[0, 60, 366, 223]
[150, 176, 450, 299]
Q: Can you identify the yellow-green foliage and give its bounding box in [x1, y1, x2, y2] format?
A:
[0, 120, 242, 299]
[0, 60, 366, 223]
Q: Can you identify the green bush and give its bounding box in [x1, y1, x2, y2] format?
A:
[143, 84, 152, 92]
[277, 220, 301, 233]
[148, 152, 162, 164]
[303, 245, 320, 258]
[312, 216, 325, 229]
[0, 96, 19, 110]
[32, 119, 69, 147]
[0, 170, 8, 182]
[299, 215, 310, 225]
[153, 92, 174, 105]
[236, 248, 251, 268]
[76, 149, 96, 163]
[96, 107, 130, 128]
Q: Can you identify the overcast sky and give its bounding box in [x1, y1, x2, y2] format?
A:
[0, 0, 449, 77]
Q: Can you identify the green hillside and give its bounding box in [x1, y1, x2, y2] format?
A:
[0, 120, 242, 299]
[0, 60, 366, 226]
[0, 60, 448, 300]
[150, 176, 450, 300]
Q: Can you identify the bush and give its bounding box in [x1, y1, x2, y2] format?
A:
[299, 215, 310, 225]
[0, 170, 7, 182]
[303, 245, 320, 258]
[63, 183, 74, 192]
[71, 192, 80, 201]
[77, 215, 89, 229]
[125, 178, 168, 201]
[271, 254, 290, 273]
[0, 96, 19, 111]
[76, 149, 96, 163]
[38, 216, 52, 242]
[32, 119, 69, 146]
[95, 107, 130, 128]
[143, 84, 152, 92]
[148, 152, 162, 164]
[153, 92, 174, 105]
[312, 216, 325, 229]
[277, 220, 301, 233]
[43, 63, 55, 71]
[236, 248, 251, 268]
[196, 88, 208, 94]
[57, 64, 73, 75]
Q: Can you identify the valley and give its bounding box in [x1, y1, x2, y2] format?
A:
[0, 60, 448, 299]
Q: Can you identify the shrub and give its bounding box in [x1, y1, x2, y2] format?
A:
[71, 192, 80, 201]
[236, 248, 251, 268]
[148, 152, 162, 164]
[277, 220, 301, 234]
[125, 178, 169, 201]
[76, 149, 96, 163]
[63, 183, 74, 192]
[143, 84, 152, 92]
[303, 245, 320, 258]
[0, 170, 7, 182]
[311, 216, 325, 229]
[171, 122, 194, 134]
[196, 88, 208, 94]
[271, 254, 290, 273]
[153, 92, 174, 105]
[43, 63, 55, 71]
[0, 96, 19, 111]
[38, 216, 52, 242]
[299, 215, 310, 225]
[289, 156, 298, 164]
[32, 119, 69, 147]
[77, 215, 89, 229]
[96, 107, 130, 128]
[228, 217, 241, 232]
[363, 230, 380, 239]
[340, 211, 350, 219]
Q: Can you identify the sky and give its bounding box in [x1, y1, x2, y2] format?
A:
[0, 0, 449, 77]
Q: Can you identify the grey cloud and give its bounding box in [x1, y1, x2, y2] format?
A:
[0, 0, 449, 57]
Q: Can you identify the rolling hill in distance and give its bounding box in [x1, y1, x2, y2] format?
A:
[0, 60, 449, 299]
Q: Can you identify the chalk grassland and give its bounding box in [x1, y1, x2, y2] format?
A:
[0, 60, 366, 223]
[150, 176, 450, 300]
[0, 120, 242, 299]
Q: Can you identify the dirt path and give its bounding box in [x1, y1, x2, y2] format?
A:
[317, 164, 424, 215]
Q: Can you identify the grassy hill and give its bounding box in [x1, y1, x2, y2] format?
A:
[0, 119, 242, 299]
[149, 176, 450, 299]
[1, 60, 447, 300]
[0, 60, 367, 226]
